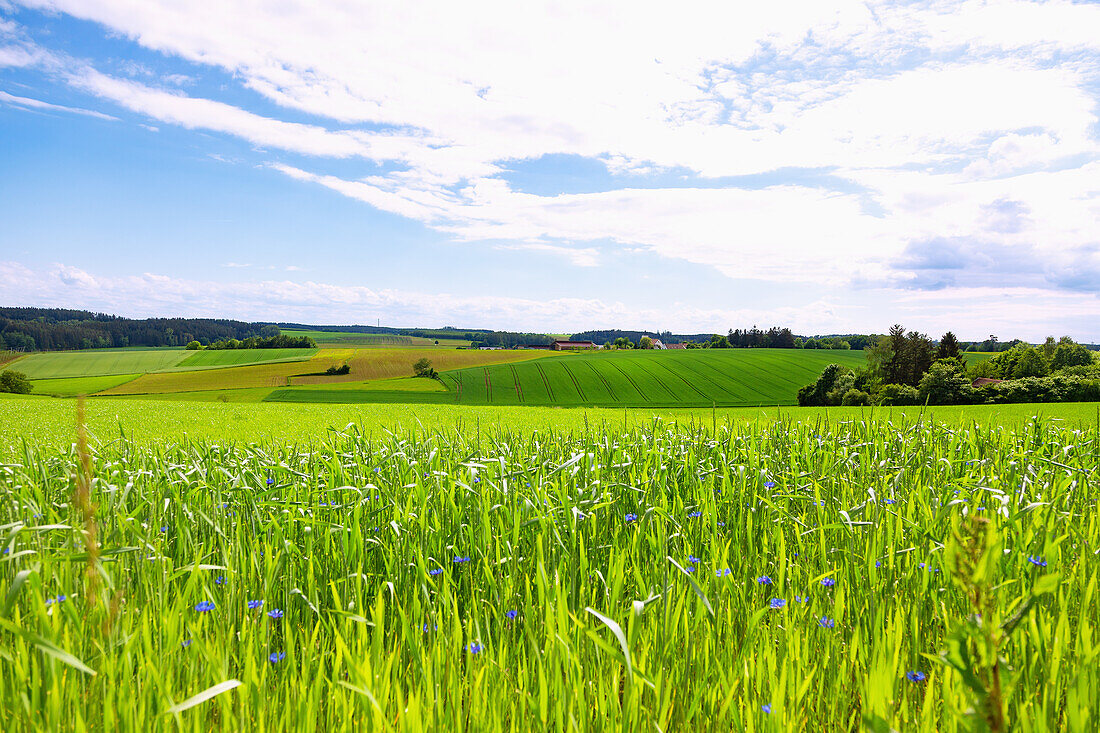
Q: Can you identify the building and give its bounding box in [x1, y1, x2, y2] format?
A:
[665, 342, 687, 349]
[650, 338, 665, 349]
[972, 377, 1004, 388]
[552, 340, 599, 350]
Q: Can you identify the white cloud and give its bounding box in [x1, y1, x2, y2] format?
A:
[3, 261, 1097, 340]
[0, 89, 118, 119]
[4, 1, 1100, 311]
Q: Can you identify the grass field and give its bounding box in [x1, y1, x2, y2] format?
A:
[173, 348, 317, 369]
[0, 401, 1095, 730]
[269, 349, 869, 407]
[2, 395, 1098, 449]
[7, 348, 190, 378]
[28, 373, 141, 396]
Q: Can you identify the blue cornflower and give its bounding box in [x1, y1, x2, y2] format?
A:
[625, 513, 638, 523]
[468, 642, 483, 654]
[422, 623, 436, 632]
[818, 616, 835, 629]
[762, 704, 772, 714]
[505, 609, 518, 620]
[757, 575, 773, 585]
[373, 468, 380, 473]
[45, 594, 67, 606]
[181, 639, 192, 648]
[159, 526, 168, 533]
[794, 595, 808, 603]
[764, 481, 776, 488]
[268, 651, 286, 664]
[194, 601, 215, 613]
[1027, 556, 1047, 567]
[473, 478, 480, 483]
[215, 575, 227, 585]
[429, 568, 444, 576]
[267, 608, 284, 619]
[684, 566, 696, 574]
[875, 561, 882, 568]
[906, 670, 926, 682]
[453, 556, 470, 563]
[717, 522, 726, 527]
[686, 510, 702, 518]
[247, 599, 264, 610]
[769, 598, 787, 609]
[885, 499, 896, 505]
[716, 568, 731, 577]
[266, 477, 275, 486]
[821, 577, 836, 587]
[688, 556, 700, 564]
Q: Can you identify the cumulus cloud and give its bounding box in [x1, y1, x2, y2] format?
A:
[3, 1, 1099, 314]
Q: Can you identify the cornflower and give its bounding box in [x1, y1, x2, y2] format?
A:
[268, 652, 286, 664]
[757, 575, 773, 585]
[194, 601, 215, 613]
[818, 616, 835, 629]
[267, 608, 284, 619]
[769, 598, 787, 609]
[247, 600, 264, 610]
[906, 670, 926, 682]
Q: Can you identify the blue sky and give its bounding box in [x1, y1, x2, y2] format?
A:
[1, 1, 1099, 340]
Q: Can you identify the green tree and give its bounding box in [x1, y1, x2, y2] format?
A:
[1040, 336, 1057, 360]
[260, 325, 281, 338]
[1051, 342, 1092, 372]
[1012, 348, 1048, 379]
[936, 331, 961, 360]
[797, 364, 846, 407]
[918, 361, 974, 405]
[185, 340, 202, 350]
[413, 358, 437, 379]
[638, 336, 654, 350]
[883, 324, 908, 384]
[0, 370, 32, 394]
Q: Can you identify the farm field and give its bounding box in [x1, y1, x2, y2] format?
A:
[269, 348, 869, 407]
[282, 329, 471, 348]
[0, 404, 1095, 729]
[6, 348, 190, 378]
[2, 395, 1099, 449]
[28, 373, 140, 397]
[172, 348, 318, 369]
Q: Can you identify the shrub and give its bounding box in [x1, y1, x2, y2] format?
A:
[797, 364, 846, 407]
[185, 340, 202, 350]
[841, 389, 872, 406]
[875, 383, 919, 406]
[0, 370, 32, 394]
[325, 363, 350, 376]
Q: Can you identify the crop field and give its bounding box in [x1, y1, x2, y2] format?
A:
[99, 350, 359, 394]
[288, 347, 553, 386]
[0, 408, 1096, 730]
[28, 373, 140, 397]
[6, 349, 190, 379]
[173, 348, 318, 369]
[282, 329, 471, 348]
[270, 349, 869, 407]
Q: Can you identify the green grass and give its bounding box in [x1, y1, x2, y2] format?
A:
[7, 349, 190, 379]
[28, 373, 141, 396]
[2, 395, 1099, 449]
[0, 405, 1095, 730]
[268, 349, 870, 407]
[174, 348, 318, 370]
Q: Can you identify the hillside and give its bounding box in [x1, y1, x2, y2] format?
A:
[267, 349, 869, 407]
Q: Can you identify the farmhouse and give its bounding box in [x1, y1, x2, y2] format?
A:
[650, 338, 665, 349]
[552, 340, 599, 350]
[665, 342, 687, 350]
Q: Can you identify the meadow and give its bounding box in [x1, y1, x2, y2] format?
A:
[0, 400, 1095, 730]
[281, 329, 471, 348]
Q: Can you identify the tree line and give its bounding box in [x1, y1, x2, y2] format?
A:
[194, 333, 317, 350]
[0, 307, 265, 352]
[799, 325, 1100, 407]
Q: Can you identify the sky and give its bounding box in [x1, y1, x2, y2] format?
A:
[1, 1, 1099, 341]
